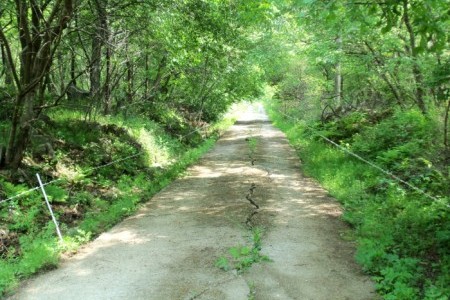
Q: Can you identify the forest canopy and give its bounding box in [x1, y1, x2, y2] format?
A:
[0, 0, 271, 170]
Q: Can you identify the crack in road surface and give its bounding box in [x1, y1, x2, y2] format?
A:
[9, 104, 377, 300]
[246, 183, 259, 209]
[245, 182, 259, 228]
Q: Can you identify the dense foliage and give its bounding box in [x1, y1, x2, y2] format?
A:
[0, 0, 449, 298]
[0, 0, 269, 170]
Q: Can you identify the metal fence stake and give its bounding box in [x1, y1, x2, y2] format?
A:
[36, 173, 64, 243]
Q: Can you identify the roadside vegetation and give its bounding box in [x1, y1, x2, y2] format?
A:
[0, 0, 448, 299]
[261, 1, 449, 298]
[0, 107, 235, 295]
[267, 98, 449, 299]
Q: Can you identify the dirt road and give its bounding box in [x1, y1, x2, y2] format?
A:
[9, 105, 376, 299]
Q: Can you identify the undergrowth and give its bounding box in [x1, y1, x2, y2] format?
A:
[266, 100, 450, 299]
[0, 109, 235, 296]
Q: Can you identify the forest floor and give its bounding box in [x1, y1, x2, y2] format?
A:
[8, 105, 377, 300]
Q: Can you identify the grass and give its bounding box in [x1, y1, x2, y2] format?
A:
[247, 136, 258, 156]
[247, 281, 256, 300]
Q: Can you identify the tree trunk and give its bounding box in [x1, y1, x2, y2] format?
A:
[444, 98, 450, 165]
[71, 49, 77, 86]
[6, 92, 35, 170]
[365, 41, 404, 107]
[403, 0, 427, 114]
[57, 51, 66, 95]
[127, 56, 134, 105]
[144, 53, 150, 99]
[90, 31, 102, 99]
[148, 55, 167, 102]
[0, 0, 74, 171]
[334, 35, 342, 105]
[90, 0, 109, 114]
[1, 44, 13, 86]
[104, 40, 112, 115]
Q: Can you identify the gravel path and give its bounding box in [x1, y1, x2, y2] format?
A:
[9, 105, 377, 300]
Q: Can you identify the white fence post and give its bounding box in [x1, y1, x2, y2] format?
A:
[36, 173, 64, 243]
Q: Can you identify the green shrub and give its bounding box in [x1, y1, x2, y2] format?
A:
[18, 237, 59, 276]
[352, 109, 437, 160]
[0, 261, 16, 294]
[313, 111, 371, 142]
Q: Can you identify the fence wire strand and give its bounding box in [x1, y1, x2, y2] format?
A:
[1, 109, 446, 207]
[0, 124, 212, 206]
[278, 110, 445, 204]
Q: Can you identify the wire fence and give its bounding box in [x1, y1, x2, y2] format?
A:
[1, 109, 446, 207]
[277, 110, 447, 205]
[0, 125, 211, 206]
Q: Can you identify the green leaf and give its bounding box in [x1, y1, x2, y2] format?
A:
[240, 246, 251, 256]
[215, 257, 230, 271]
[229, 247, 241, 259]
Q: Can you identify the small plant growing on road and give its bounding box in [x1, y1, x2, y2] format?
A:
[247, 281, 256, 300]
[247, 136, 258, 154]
[215, 227, 270, 273]
[246, 136, 258, 165]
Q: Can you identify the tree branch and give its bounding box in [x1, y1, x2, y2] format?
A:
[0, 29, 21, 91]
